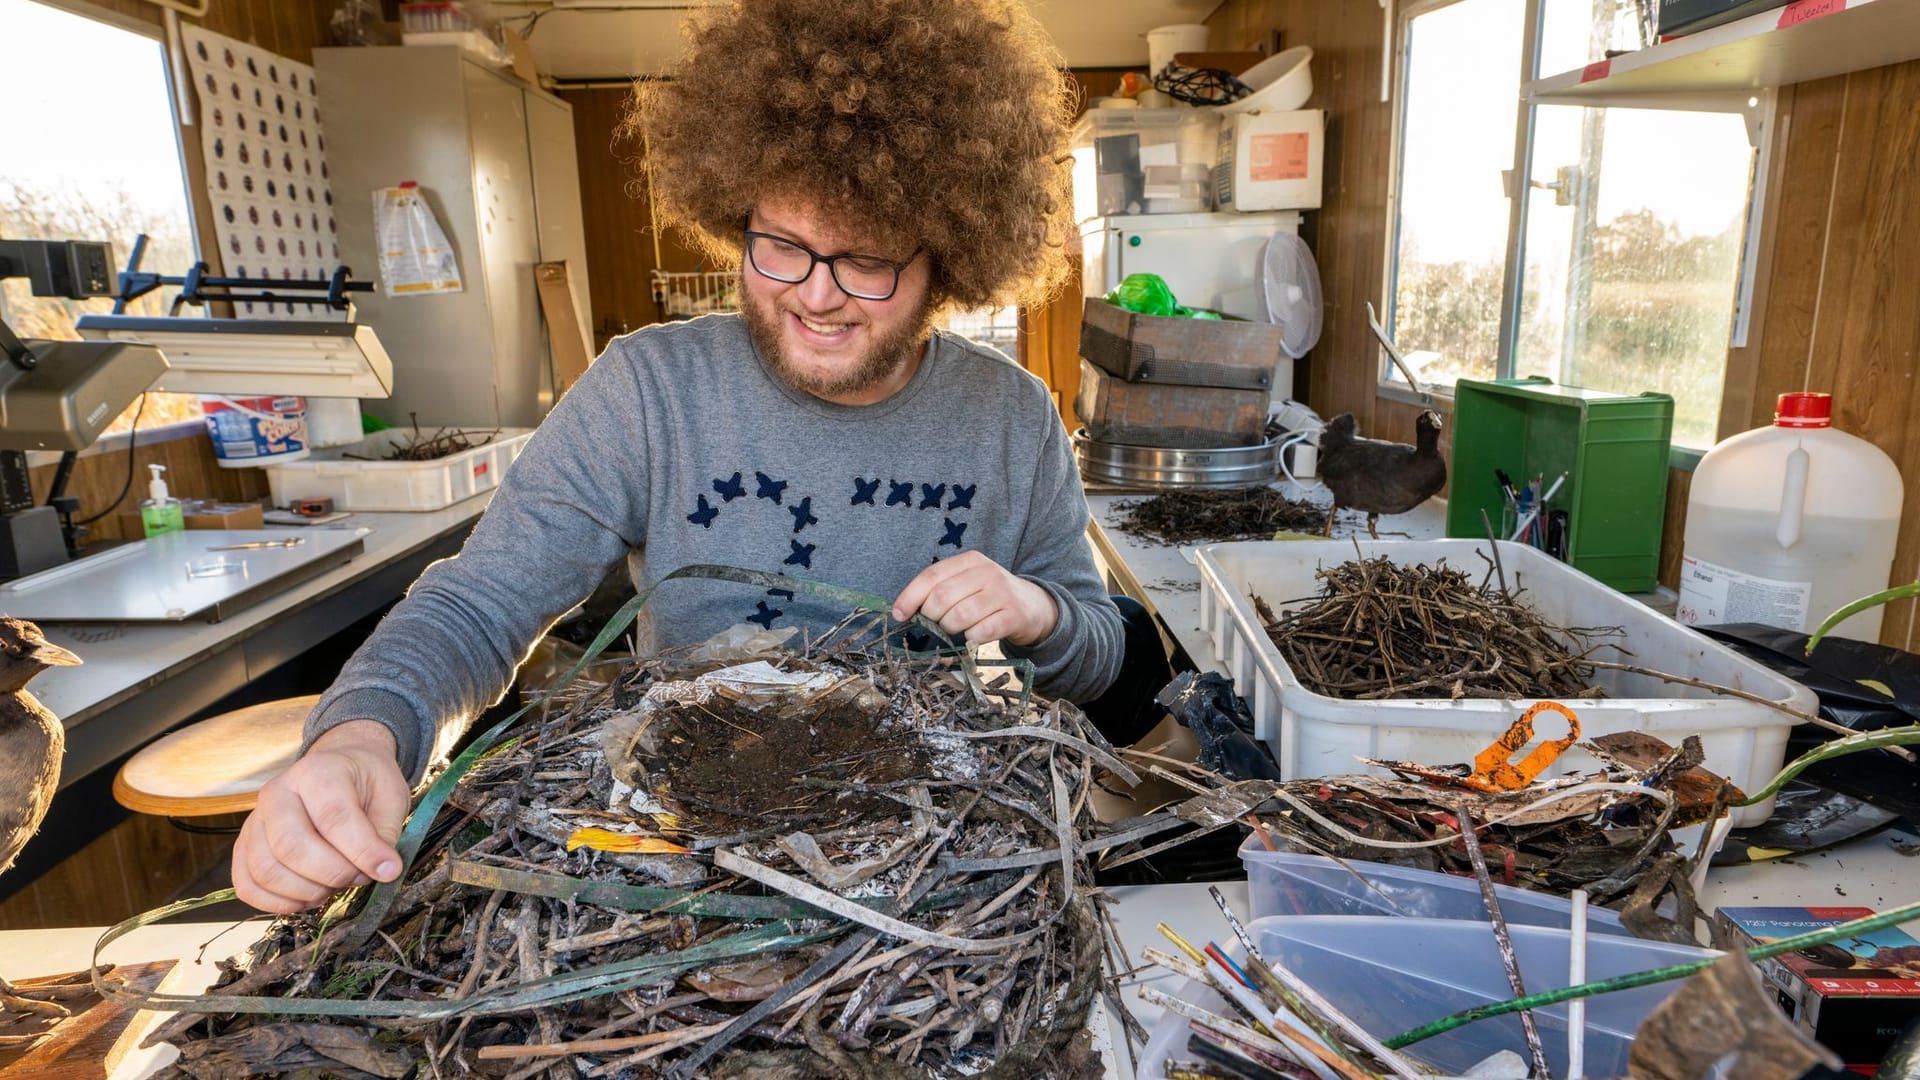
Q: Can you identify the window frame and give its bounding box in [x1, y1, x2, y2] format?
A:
[1, 0, 208, 441]
[1379, 0, 1779, 460]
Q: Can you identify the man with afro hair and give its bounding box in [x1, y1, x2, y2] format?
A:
[230, 0, 1165, 914]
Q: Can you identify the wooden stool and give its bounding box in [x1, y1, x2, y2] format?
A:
[112, 695, 317, 819]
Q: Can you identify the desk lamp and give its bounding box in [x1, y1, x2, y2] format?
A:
[0, 239, 167, 578]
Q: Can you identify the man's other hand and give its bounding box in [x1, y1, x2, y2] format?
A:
[892, 551, 1059, 647]
[232, 719, 409, 913]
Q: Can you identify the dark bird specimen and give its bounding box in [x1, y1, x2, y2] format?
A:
[0, 617, 81, 1044]
[1317, 410, 1448, 538]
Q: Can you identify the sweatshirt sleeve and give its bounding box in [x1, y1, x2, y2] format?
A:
[1001, 414, 1124, 703]
[303, 349, 649, 782]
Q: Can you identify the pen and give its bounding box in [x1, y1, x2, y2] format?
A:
[207, 538, 305, 551]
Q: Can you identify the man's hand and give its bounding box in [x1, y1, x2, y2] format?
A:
[232, 719, 410, 914]
[892, 551, 1058, 647]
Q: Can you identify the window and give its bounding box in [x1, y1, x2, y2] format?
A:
[941, 307, 1022, 361]
[1386, 0, 1766, 450]
[0, 0, 201, 432]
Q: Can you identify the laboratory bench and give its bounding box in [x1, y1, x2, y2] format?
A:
[31, 493, 491, 792]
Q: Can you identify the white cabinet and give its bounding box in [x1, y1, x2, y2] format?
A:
[314, 47, 589, 429]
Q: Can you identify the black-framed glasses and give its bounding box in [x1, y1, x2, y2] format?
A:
[744, 229, 922, 301]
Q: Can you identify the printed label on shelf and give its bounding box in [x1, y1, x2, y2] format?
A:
[1580, 59, 1612, 83]
[1676, 555, 1812, 630]
[1777, 0, 1847, 29]
[1250, 132, 1311, 182]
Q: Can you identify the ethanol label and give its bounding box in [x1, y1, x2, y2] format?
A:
[1677, 555, 1812, 630]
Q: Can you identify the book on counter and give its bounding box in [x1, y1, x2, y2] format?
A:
[1715, 905, 1920, 1075]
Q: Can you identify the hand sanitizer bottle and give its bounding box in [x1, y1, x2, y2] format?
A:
[140, 464, 186, 537]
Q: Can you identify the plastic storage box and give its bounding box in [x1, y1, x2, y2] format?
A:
[1195, 538, 1815, 825]
[1237, 836, 1632, 935]
[1444, 376, 1674, 592]
[1070, 108, 1220, 218]
[1136, 915, 1720, 1079]
[262, 428, 533, 512]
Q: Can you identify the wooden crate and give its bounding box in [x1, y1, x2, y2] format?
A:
[1073, 359, 1269, 449]
[1078, 298, 1285, 391]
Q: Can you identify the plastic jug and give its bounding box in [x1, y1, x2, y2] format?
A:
[1678, 392, 1903, 641]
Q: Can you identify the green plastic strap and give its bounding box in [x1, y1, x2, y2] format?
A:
[1805, 581, 1920, 653]
[1734, 724, 1920, 807]
[90, 887, 831, 1019]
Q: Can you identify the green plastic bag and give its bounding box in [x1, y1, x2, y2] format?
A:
[1104, 273, 1178, 318]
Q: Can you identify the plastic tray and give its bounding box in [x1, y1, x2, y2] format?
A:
[263, 427, 533, 512]
[1136, 914, 1720, 1080]
[1195, 538, 1815, 825]
[1238, 836, 1632, 935]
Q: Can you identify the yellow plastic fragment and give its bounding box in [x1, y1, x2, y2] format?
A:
[564, 827, 691, 855]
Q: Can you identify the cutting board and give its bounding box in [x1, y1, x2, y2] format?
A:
[0, 961, 177, 1080]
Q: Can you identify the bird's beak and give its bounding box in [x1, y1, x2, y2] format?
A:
[29, 641, 81, 668]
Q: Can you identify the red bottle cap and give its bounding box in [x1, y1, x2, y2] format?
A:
[1775, 392, 1832, 429]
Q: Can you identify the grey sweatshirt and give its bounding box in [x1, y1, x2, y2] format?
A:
[305, 314, 1125, 780]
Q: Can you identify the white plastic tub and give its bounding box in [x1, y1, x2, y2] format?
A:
[263, 427, 533, 512]
[1135, 914, 1719, 1080]
[1195, 539, 1815, 825]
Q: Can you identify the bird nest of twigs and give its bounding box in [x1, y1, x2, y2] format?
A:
[147, 624, 1115, 1080]
[1255, 555, 1616, 701]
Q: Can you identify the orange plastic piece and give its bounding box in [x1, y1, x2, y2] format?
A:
[1463, 701, 1582, 792]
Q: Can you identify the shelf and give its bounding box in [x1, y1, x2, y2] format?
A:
[1528, 0, 1920, 105]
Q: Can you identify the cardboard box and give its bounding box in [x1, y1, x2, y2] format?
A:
[118, 498, 265, 537]
[1215, 109, 1325, 212]
[1715, 906, 1920, 1070]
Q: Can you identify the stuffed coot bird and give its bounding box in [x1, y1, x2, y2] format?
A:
[0, 616, 80, 1045]
[1317, 410, 1448, 538]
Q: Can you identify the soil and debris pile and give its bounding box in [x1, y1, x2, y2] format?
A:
[145, 628, 1116, 1080]
[1255, 555, 1612, 700]
[1112, 489, 1326, 545]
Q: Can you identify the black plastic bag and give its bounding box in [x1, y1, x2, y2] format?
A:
[1694, 622, 1920, 820]
[1155, 670, 1284, 781]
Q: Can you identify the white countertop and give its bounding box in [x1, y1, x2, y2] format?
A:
[31, 494, 491, 728]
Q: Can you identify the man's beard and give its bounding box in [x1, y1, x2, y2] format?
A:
[741, 285, 934, 401]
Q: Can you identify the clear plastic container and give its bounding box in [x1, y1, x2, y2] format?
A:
[1071, 108, 1221, 219]
[1238, 836, 1632, 936]
[1679, 391, 1903, 641]
[1135, 915, 1719, 1080]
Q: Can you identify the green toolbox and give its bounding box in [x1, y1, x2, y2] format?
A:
[1445, 377, 1674, 592]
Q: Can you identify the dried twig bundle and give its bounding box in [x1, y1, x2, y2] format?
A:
[1112, 489, 1326, 545]
[1254, 555, 1611, 701]
[148, 625, 1119, 1080]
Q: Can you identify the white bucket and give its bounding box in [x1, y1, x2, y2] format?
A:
[1145, 24, 1209, 77]
[202, 395, 311, 468]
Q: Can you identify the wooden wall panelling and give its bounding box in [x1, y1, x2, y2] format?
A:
[0, 810, 239, 931]
[1015, 69, 1123, 420]
[555, 84, 714, 350]
[1206, 0, 1397, 429]
[26, 430, 268, 544]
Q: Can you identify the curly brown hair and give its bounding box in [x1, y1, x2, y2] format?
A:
[626, 0, 1078, 310]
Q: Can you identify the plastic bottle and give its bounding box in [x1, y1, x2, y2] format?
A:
[1677, 392, 1903, 641]
[140, 464, 185, 538]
